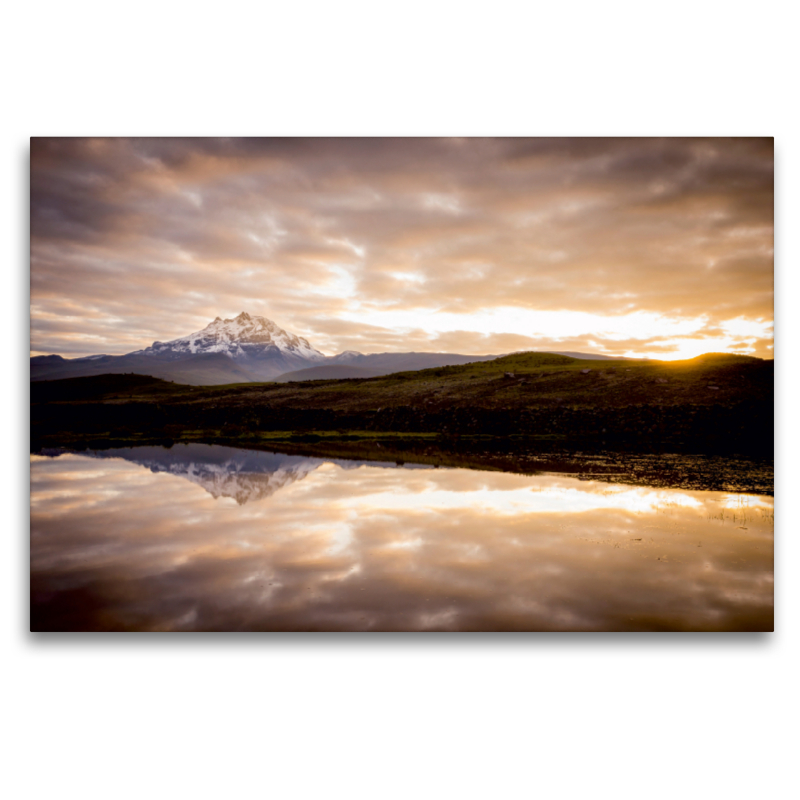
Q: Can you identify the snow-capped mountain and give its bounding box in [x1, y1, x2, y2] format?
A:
[328, 350, 365, 363]
[140, 312, 325, 372]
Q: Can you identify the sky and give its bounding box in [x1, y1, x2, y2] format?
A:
[30, 137, 774, 360]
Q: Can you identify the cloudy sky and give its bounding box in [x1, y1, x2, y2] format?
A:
[30, 137, 773, 360]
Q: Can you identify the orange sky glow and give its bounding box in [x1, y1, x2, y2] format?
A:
[30, 137, 773, 361]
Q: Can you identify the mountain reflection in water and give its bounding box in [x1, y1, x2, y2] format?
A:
[46, 443, 430, 505]
[30, 445, 774, 632]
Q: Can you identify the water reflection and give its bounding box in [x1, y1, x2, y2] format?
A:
[30, 446, 774, 632]
[38, 444, 430, 505]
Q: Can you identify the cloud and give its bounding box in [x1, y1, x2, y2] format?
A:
[30, 137, 773, 359]
[31, 453, 774, 631]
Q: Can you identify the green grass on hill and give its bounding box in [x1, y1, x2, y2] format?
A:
[31, 351, 772, 409]
[30, 351, 773, 459]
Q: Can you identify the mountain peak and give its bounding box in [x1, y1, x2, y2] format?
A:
[141, 312, 325, 370]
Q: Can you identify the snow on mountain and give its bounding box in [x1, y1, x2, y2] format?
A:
[140, 312, 326, 364]
[328, 350, 365, 363]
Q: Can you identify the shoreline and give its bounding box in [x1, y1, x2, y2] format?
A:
[32, 434, 774, 496]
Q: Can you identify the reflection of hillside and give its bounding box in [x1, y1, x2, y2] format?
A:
[80, 444, 326, 505]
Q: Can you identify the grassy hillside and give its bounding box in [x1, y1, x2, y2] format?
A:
[273, 364, 384, 382]
[31, 351, 260, 385]
[31, 351, 773, 462]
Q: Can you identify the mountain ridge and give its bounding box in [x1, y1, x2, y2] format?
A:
[137, 311, 325, 363]
[31, 311, 649, 385]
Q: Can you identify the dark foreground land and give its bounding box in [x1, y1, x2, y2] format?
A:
[30, 352, 774, 494]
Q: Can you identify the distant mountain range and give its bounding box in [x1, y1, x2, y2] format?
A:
[30, 311, 632, 385]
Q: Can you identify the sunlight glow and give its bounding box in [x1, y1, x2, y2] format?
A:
[340, 306, 709, 343]
[345, 483, 703, 516]
[720, 317, 773, 339]
[621, 335, 761, 361]
[323, 303, 774, 360]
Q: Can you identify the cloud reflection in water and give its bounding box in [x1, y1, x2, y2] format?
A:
[30, 447, 773, 631]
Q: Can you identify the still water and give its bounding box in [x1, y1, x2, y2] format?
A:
[30, 444, 774, 632]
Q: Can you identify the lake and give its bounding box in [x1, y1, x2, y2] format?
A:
[30, 444, 774, 631]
